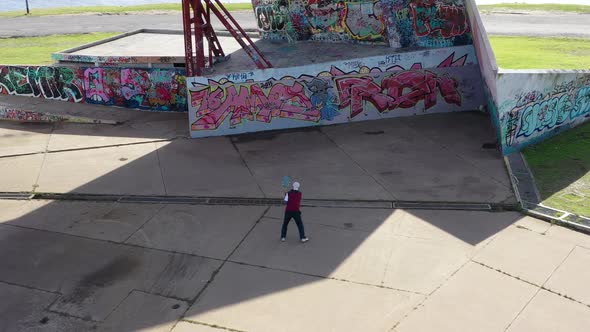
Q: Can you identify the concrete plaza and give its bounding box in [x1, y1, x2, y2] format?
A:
[2, 200, 590, 332]
[1, 98, 589, 331]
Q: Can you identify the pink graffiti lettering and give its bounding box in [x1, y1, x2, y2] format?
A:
[335, 70, 462, 118]
[84, 68, 111, 103]
[190, 82, 316, 131]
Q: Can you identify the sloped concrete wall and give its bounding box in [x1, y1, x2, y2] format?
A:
[252, 0, 472, 49]
[187, 45, 484, 138]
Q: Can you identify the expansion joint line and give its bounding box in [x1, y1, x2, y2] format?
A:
[229, 137, 266, 198]
[172, 206, 271, 330]
[319, 128, 398, 200]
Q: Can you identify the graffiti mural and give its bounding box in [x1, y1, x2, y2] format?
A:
[187, 46, 484, 137]
[498, 73, 590, 154]
[252, 0, 472, 47]
[379, 0, 471, 48]
[334, 69, 461, 118]
[252, 0, 387, 43]
[255, 0, 292, 40]
[0, 65, 187, 112]
[0, 66, 84, 102]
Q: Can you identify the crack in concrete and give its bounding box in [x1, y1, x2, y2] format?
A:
[229, 137, 267, 199]
[473, 259, 590, 310]
[180, 319, 250, 332]
[172, 206, 271, 331]
[154, 142, 168, 196]
[0, 279, 60, 295]
[226, 260, 425, 296]
[320, 128, 398, 200]
[0, 136, 179, 160]
[122, 204, 167, 244]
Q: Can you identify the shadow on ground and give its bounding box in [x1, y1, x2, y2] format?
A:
[0, 108, 523, 331]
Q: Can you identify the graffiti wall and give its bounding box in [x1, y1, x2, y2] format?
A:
[187, 45, 484, 137]
[253, 0, 387, 44]
[498, 72, 590, 154]
[380, 0, 471, 48]
[252, 0, 471, 48]
[0, 66, 187, 112]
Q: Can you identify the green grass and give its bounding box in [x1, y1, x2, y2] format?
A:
[479, 3, 590, 14]
[0, 3, 253, 17]
[489, 36, 590, 69]
[524, 122, 590, 218]
[0, 33, 120, 65]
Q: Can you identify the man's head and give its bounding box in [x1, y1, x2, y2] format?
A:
[292, 182, 300, 190]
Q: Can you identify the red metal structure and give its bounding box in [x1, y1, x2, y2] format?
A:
[181, 0, 273, 77]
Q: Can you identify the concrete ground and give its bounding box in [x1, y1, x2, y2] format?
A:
[1, 200, 590, 332]
[0, 96, 514, 203]
[1, 100, 590, 331]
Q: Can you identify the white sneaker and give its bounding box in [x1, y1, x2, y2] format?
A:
[281, 238, 286, 242]
[300, 237, 309, 243]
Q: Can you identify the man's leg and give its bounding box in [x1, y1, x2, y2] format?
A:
[293, 212, 306, 239]
[281, 212, 292, 239]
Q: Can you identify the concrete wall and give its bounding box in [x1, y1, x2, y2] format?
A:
[252, 0, 472, 48]
[464, 0, 500, 140]
[462, 0, 590, 155]
[0, 65, 187, 112]
[497, 71, 590, 155]
[186, 45, 484, 137]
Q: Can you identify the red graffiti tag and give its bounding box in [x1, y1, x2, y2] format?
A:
[335, 70, 461, 118]
[190, 82, 316, 131]
[411, 2, 469, 39]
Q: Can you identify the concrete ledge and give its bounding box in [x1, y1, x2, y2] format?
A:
[0, 192, 34, 200]
[1, 192, 517, 212]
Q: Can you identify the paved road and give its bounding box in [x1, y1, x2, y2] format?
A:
[1, 10, 589, 38]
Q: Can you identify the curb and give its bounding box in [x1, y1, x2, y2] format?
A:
[0, 192, 518, 212]
[504, 152, 590, 235]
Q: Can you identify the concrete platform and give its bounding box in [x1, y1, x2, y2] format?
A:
[53, 29, 419, 73]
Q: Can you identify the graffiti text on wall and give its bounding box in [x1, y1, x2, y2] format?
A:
[254, 0, 387, 43]
[410, 1, 468, 39]
[0, 66, 84, 102]
[379, 0, 471, 49]
[335, 70, 461, 118]
[190, 65, 463, 131]
[0, 66, 187, 112]
[504, 79, 590, 147]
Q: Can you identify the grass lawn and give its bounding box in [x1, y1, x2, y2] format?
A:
[0, 33, 120, 65]
[0, 3, 253, 17]
[479, 3, 590, 14]
[524, 122, 590, 218]
[489, 36, 590, 69]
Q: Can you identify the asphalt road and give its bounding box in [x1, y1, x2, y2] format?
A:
[0, 10, 589, 38]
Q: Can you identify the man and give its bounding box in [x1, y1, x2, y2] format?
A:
[281, 181, 309, 243]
